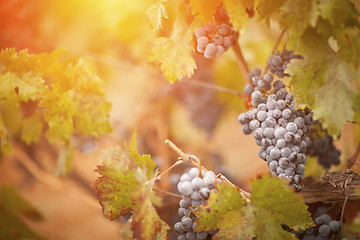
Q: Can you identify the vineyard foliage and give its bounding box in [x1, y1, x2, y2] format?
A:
[0, 0, 360, 239]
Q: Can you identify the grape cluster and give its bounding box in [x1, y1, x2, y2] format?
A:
[291, 206, 346, 240]
[238, 77, 313, 190]
[195, 22, 238, 59]
[175, 167, 218, 239]
[243, 68, 274, 97]
[268, 49, 303, 78]
[306, 121, 341, 169]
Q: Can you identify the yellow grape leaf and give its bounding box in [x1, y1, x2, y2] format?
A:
[189, 0, 222, 23]
[126, 131, 157, 180]
[145, 1, 168, 31]
[73, 92, 112, 137]
[148, 16, 200, 83]
[0, 72, 47, 107]
[223, 0, 250, 34]
[40, 86, 76, 144]
[132, 185, 169, 240]
[20, 112, 43, 145]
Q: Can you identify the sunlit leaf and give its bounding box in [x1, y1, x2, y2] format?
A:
[196, 175, 313, 240]
[148, 15, 200, 83]
[223, 0, 250, 34]
[189, 0, 221, 23]
[131, 185, 169, 240]
[145, 1, 168, 31]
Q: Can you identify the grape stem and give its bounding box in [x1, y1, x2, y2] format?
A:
[231, 41, 250, 84]
[153, 187, 182, 199]
[183, 79, 243, 96]
[261, 29, 287, 77]
[345, 140, 360, 169]
[145, 159, 183, 185]
[219, 174, 251, 202]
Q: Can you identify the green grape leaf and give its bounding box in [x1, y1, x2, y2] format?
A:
[196, 175, 313, 240]
[0, 185, 45, 240]
[20, 112, 43, 145]
[278, 0, 318, 37]
[126, 131, 157, 180]
[286, 29, 355, 135]
[189, 0, 222, 23]
[223, 0, 250, 34]
[317, 0, 360, 29]
[132, 185, 169, 240]
[148, 13, 199, 83]
[256, 0, 288, 27]
[94, 147, 139, 220]
[145, 1, 168, 31]
[336, 27, 360, 71]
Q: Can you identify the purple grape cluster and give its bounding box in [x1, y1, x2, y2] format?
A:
[174, 167, 218, 239]
[268, 49, 303, 78]
[195, 22, 238, 59]
[306, 122, 341, 169]
[238, 78, 313, 190]
[243, 68, 274, 97]
[291, 206, 345, 240]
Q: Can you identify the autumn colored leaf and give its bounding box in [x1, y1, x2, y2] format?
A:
[286, 29, 355, 135]
[94, 147, 139, 220]
[0, 185, 45, 240]
[126, 131, 157, 180]
[189, 0, 221, 23]
[148, 14, 199, 83]
[145, 1, 168, 31]
[223, 0, 250, 33]
[256, 0, 288, 27]
[196, 175, 313, 240]
[132, 185, 169, 240]
[20, 112, 43, 145]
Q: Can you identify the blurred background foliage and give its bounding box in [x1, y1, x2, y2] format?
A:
[0, 0, 358, 239]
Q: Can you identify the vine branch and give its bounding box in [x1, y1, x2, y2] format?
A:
[232, 41, 250, 84]
[298, 170, 360, 204]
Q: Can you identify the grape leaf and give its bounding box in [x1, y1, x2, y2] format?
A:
[255, 0, 288, 27]
[223, 0, 250, 34]
[189, 0, 222, 23]
[20, 112, 43, 145]
[94, 147, 139, 220]
[286, 29, 355, 135]
[196, 175, 313, 240]
[126, 131, 157, 180]
[278, 0, 318, 38]
[0, 185, 45, 240]
[0, 72, 47, 107]
[145, 1, 168, 31]
[148, 13, 199, 83]
[132, 185, 169, 240]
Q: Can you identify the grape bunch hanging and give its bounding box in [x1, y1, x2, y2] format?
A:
[238, 72, 313, 190]
[306, 121, 341, 169]
[174, 167, 218, 240]
[194, 22, 238, 59]
[290, 206, 347, 240]
[268, 49, 303, 77]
